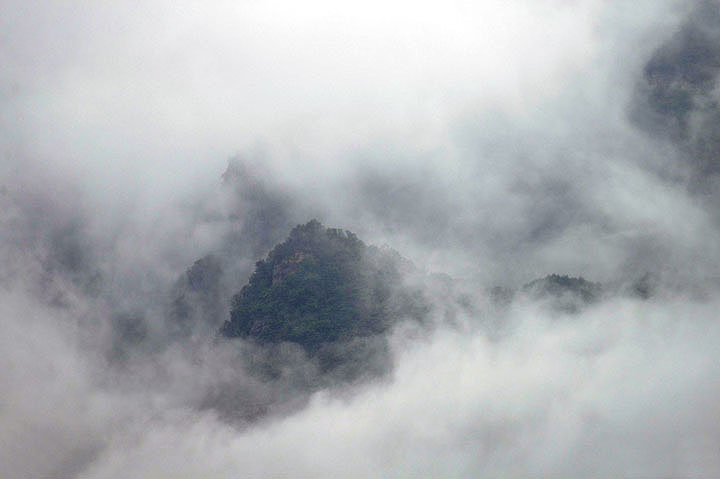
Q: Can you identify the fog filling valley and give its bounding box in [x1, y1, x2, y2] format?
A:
[3, 1, 720, 477]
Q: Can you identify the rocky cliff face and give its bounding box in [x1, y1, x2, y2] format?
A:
[271, 251, 312, 285]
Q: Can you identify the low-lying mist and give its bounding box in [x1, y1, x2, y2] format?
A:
[3, 272, 720, 477]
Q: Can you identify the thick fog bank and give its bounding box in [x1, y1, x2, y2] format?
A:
[3, 284, 720, 478]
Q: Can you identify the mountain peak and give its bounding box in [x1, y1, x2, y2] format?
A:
[219, 221, 425, 355]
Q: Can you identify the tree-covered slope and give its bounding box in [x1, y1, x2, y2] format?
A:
[220, 220, 427, 353]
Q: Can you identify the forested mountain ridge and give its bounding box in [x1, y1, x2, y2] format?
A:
[216, 221, 658, 354]
[220, 220, 429, 354]
[174, 221, 665, 420]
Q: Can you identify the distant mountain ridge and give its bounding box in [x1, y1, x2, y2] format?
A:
[520, 274, 603, 313]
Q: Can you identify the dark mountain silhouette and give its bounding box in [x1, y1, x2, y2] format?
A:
[219, 219, 429, 371]
[631, 0, 720, 197]
[520, 274, 603, 313]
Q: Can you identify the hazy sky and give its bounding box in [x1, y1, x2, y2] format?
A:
[3, 0, 715, 281]
[2, 1, 720, 477]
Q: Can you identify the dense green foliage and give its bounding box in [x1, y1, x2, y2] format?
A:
[220, 220, 424, 352]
